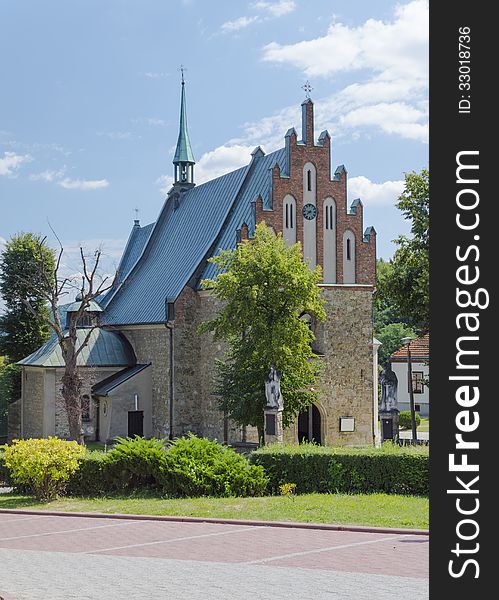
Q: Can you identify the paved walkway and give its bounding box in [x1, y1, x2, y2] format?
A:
[0, 513, 429, 599]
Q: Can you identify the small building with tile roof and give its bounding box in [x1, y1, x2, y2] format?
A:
[391, 333, 430, 417]
[14, 79, 379, 446]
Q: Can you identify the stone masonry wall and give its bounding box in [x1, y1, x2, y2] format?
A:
[174, 288, 256, 444]
[173, 285, 374, 447]
[120, 326, 170, 438]
[21, 368, 44, 438]
[316, 286, 374, 445]
[52, 367, 120, 439]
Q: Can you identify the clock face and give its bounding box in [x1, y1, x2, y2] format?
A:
[302, 203, 317, 220]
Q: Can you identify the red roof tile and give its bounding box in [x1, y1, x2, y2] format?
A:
[391, 333, 429, 360]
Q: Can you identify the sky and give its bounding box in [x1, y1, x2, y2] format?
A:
[0, 0, 428, 289]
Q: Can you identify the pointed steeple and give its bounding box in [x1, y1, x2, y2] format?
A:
[173, 68, 195, 187]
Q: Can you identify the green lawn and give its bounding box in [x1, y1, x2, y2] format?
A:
[0, 492, 428, 529]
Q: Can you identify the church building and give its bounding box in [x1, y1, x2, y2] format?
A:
[14, 78, 379, 447]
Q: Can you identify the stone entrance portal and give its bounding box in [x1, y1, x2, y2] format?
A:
[298, 403, 321, 444]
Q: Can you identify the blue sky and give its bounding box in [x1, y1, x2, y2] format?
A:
[0, 0, 428, 284]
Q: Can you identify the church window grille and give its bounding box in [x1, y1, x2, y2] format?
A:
[325, 205, 335, 230]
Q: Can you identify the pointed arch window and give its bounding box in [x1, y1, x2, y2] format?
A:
[323, 198, 336, 283]
[283, 195, 296, 246]
[343, 230, 356, 284]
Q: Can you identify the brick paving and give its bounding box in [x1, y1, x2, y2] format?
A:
[0, 513, 429, 599]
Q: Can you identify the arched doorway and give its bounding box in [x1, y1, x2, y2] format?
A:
[298, 404, 322, 444]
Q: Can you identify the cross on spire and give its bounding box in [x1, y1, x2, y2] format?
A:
[179, 64, 187, 84]
[302, 80, 313, 98]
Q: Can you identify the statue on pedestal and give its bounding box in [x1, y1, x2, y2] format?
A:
[264, 365, 283, 411]
[379, 364, 398, 413]
[264, 365, 284, 445]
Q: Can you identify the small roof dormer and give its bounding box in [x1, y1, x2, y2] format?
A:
[65, 294, 103, 328]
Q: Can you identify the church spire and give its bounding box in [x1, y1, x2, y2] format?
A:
[173, 67, 195, 187]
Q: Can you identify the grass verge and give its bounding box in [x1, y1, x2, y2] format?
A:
[0, 492, 428, 529]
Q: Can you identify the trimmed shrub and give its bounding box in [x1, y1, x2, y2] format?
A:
[103, 436, 169, 492]
[163, 434, 269, 497]
[66, 451, 110, 496]
[3, 437, 86, 500]
[399, 411, 421, 429]
[251, 442, 428, 496]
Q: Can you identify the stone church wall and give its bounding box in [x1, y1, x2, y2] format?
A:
[119, 326, 170, 438]
[21, 368, 44, 439]
[316, 286, 375, 445]
[168, 284, 374, 446]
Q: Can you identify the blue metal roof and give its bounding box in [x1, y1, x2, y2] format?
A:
[104, 221, 155, 296]
[102, 164, 250, 325]
[66, 299, 103, 313]
[102, 145, 287, 326]
[18, 329, 136, 368]
[92, 363, 151, 396]
[201, 147, 287, 282]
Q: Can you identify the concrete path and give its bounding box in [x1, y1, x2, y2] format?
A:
[0, 513, 429, 599]
[399, 430, 429, 440]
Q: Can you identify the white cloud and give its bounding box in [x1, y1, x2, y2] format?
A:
[252, 1, 296, 17]
[221, 16, 259, 33]
[156, 174, 174, 196]
[220, 0, 295, 34]
[144, 72, 169, 79]
[260, 0, 428, 142]
[155, 145, 255, 197]
[263, 0, 428, 79]
[347, 176, 405, 207]
[340, 102, 428, 143]
[59, 178, 109, 190]
[30, 168, 66, 182]
[196, 144, 254, 183]
[0, 151, 32, 176]
[132, 117, 167, 127]
[96, 131, 133, 140]
[154, 2, 427, 194]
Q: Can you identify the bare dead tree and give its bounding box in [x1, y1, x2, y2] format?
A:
[20, 232, 114, 443]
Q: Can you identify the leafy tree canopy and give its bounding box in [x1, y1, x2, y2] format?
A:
[0, 233, 55, 363]
[376, 169, 429, 333]
[200, 223, 326, 435]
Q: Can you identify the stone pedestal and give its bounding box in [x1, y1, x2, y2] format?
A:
[264, 408, 283, 445]
[379, 409, 400, 442]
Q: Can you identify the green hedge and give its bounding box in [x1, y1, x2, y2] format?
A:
[250, 443, 428, 496]
[25, 435, 266, 498]
[399, 411, 421, 429]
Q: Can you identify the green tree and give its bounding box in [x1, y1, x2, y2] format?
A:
[378, 169, 429, 331]
[374, 259, 415, 366]
[200, 223, 326, 441]
[376, 322, 417, 366]
[2, 231, 112, 442]
[0, 233, 55, 363]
